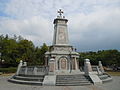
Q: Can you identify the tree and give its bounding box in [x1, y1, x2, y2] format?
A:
[16, 39, 35, 63]
[79, 49, 120, 66]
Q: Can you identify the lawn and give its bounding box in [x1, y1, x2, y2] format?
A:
[107, 71, 120, 76]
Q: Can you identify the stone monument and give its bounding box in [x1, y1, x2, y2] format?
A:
[45, 9, 79, 74]
[8, 9, 112, 86]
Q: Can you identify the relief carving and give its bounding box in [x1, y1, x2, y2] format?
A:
[54, 47, 72, 51]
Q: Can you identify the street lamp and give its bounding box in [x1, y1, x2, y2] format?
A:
[0, 46, 1, 61]
[0, 53, 1, 67]
[0, 47, 4, 67]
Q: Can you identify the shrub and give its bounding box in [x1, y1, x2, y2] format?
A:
[0, 67, 17, 73]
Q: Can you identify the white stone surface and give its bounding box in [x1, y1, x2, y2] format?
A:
[53, 11, 69, 45]
[45, 10, 80, 74]
[16, 60, 23, 75]
[43, 75, 56, 86]
[99, 61, 105, 73]
[23, 62, 27, 66]
[89, 74, 102, 85]
[0, 76, 119, 90]
[84, 59, 92, 76]
[49, 58, 55, 73]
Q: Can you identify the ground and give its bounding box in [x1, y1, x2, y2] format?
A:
[0, 76, 120, 90]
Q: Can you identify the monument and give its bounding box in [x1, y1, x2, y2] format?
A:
[45, 9, 80, 74]
[8, 9, 112, 86]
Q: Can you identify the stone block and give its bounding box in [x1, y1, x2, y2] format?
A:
[89, 74, 102, 85]
[43, 75, 56, 86]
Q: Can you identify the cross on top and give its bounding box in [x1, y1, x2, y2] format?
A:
[58, 9, 63, 16]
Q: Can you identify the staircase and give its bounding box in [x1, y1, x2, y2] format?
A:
[98, 73, 112, 83]
[56, 74, 92, 86]
[8, 75, 44, 85]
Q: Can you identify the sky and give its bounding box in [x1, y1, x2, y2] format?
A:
[0, 0, 120, 52]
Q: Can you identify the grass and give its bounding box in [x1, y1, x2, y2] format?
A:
[0, 67, 16, 76]
[0, 67, 17, 73]
[0, 73, 15, 76]
[107, 71, 120, 76]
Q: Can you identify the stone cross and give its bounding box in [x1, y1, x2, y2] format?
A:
[58, 9, 63, 16]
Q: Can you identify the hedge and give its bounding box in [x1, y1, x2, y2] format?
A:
[0, 67, 17, 73]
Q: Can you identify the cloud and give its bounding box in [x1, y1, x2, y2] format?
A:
[0, 0, 120, 51]
[68, 6, 120, 51]
[0, 16, 53, 45]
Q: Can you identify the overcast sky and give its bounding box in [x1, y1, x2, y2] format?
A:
[0, 0, 120, 52]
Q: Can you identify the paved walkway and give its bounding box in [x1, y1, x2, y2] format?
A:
[0, 76, 120, 90]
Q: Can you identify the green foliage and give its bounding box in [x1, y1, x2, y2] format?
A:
[0, 67, 17, 73]
[0, 34, 48, 67]
[1, 34, 120, 68]
[79, 50, 120, 66]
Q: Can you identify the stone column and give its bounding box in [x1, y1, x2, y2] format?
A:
[75, 57, 78, 70]
[99, 61, 104, 74]
[84, 59, 92, 76]
[45, 56, 48, 66]
[34, 67, 37, 75]
[23, 62, 27, 66]
[96, 66, 102, 75]
[49, 58, 55, 74]
[16, 60, 23, 75]
[71, 57, 74, 70]
[77, 58, 79, 69]
[69, 57, 71, 73]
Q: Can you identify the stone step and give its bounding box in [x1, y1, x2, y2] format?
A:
[57, 75, 87, 78]
[57, 77, 87, 79]
[14, 75, 44, 79]
[56, 78, 88, 81]
[102, 77, 112, 83]
[57, 77, 89, 80]
[99, 75, 109, 80]
[56, 83, 91, 86]
[8, 78, 43, 85]
[56, 77, 89, 80]
[13, 75, 44, 81]
[18, 74, 44, 77]
[56, 81, 91, 83]
[57, 75, 85, 77]
[56, 74, 92, 86]
[98, 74, 112, 83]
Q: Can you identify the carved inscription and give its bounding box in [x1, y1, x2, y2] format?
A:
[60, 58, 67, 70]
[54, 47, 72, 51]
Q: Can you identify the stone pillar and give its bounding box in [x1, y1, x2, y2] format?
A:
[22, 62, 27, 75]
[69, 58, 71, 73]
[75, 57, 78, 70]
[96, 66, 102, 75]
[49, 58, 55, 74]
[23, 62, 27, 66]
[34, 67, 37, 75]
[45, 56, 48, 66]
[84, 59, 92, 76]
[77, 58, 79, 69]
[71, 57, 75, 70]
[99, 61, 104, 74]
[16, 60, 23, 75]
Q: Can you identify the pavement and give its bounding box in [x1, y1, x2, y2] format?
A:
[0, 76, 120, 90]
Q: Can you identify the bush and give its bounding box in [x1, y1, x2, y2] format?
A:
[0, 67, 17, 73]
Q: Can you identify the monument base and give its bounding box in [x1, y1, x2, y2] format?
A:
[43, 75, 56, 86]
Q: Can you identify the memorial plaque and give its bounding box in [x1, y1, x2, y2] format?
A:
[60, 58, 67, 70]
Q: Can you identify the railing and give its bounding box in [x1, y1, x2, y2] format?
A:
[18, 66, 49, 76]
